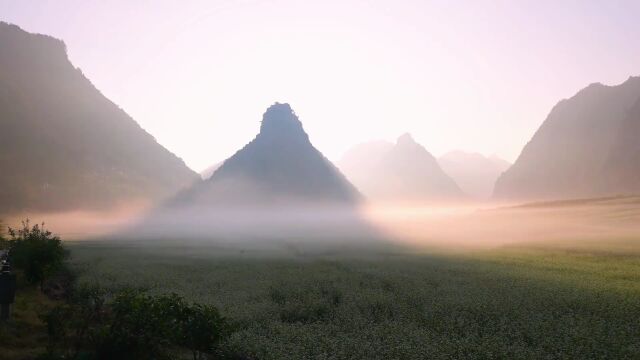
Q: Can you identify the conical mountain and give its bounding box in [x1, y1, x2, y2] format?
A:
[339, 134, 465, 202]
[494, 76, 640, 201]
[173, 103, 360, 206]
[0, 22, 198, 213]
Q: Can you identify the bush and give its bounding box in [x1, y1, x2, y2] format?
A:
[42, 287, 230, 360]
[169, 300, 229, 359]
[0, 219, 7, 251]
[7, 219, 68, 289]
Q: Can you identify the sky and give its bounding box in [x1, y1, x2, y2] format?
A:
[1, 0, 639, 172]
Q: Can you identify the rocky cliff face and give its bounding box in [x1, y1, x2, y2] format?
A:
[0, 22, 198, 213]
[494, 76, 640, 201]
[174, 103, 360, 206]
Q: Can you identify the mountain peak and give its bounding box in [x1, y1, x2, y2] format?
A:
[397, 133, 416, 146]
[494, 75, 640, 200]
[0, 22, 69, 72]
[259, 102, 307, 140]
[340, 136, 465, 202]
[0, 22, 198, 212]
[174, 103, 360, 206]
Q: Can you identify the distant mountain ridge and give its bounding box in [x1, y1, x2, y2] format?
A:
[340, 134, 465, 202]
[438, 151, 511, 199]
[0, 22, 198, 213]
[173, 103, 360, 206]
[494, 76, 640, 200]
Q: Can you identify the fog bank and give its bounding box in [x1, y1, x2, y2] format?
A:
[4, 196, 639, 255]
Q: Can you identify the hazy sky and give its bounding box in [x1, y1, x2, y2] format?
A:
[2, 0, 639, 171]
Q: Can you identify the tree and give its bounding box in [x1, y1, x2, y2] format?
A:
[8, 219, 67, 289]
[172, 301, 229, 360]
[0, 221, 7, 252]
[105, 291, 230, 360]
[100, 290, 176, 360]
[42, 289, 231, 360]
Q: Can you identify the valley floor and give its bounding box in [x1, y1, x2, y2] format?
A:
[4, 196, 640, 359]
[67, 240, 640, 359]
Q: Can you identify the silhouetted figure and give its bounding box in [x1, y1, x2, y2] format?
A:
[0, 259, 16, 321]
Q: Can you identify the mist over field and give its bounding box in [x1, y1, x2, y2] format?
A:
[365, 197, 640, 251]
[2, 2, 640, 359]
[7, 196, 639, 258]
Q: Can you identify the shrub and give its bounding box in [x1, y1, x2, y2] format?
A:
[171, 301, 229, 360]
[7, 219, 67, 289]
[0, 219, 7, 251]
[42, 287, 230, 360]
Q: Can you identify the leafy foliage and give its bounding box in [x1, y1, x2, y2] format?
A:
[170, 300, 229, 359]
[0, 222, 7, 251]
[8, 220, 67, 288]
[41, 286, 230, 360]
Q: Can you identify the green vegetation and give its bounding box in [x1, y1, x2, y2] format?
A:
[66, 242, 640, 359]
[42, 287, 230, 360]
[3, 212, 640, 359]
[0, 219, 6, 249]
[0, 277, 58, 360]
[6, 220, 67, 289]
[1, 221, 234, 360]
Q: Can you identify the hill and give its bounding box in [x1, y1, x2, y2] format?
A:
[173, 103, 360, 206]
[494, 76, 640, 200]
[0, 22, 198, 213]
[339, 134, 465, 203]
[438, 151, 511, 199]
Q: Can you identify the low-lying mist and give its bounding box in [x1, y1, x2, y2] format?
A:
[364, 196, 640, 252]
[123, 204, 384, 245]
[5, 196, 640, 255]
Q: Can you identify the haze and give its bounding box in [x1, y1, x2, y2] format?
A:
[2, 0, 640, 171]
[3, 2, 640, 358]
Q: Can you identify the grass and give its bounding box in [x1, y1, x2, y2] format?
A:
[65, 241, 640, 359]
[0, 272, 59, 360]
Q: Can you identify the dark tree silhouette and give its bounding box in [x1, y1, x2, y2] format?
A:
[7, 220, 67, 289]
